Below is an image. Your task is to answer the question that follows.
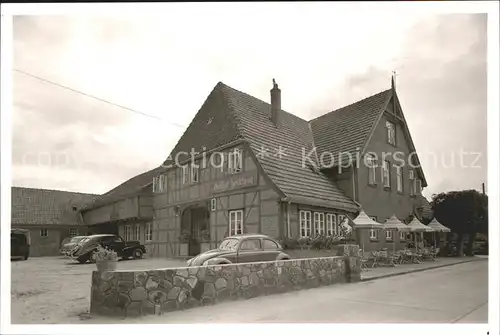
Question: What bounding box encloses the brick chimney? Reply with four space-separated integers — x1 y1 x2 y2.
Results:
270 78 281 126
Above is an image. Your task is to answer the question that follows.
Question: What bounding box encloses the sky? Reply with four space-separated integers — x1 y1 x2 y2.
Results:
11 6 488 199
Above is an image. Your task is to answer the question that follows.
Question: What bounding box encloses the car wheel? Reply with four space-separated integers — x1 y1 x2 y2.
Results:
89 250 96 263
77 256 88 264
133 249 143 259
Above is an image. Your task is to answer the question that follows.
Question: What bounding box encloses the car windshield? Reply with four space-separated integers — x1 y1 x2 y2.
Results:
218 238 239 251
70 236 85 243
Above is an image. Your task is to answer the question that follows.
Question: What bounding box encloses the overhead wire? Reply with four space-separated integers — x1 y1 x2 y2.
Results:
13 68 187 129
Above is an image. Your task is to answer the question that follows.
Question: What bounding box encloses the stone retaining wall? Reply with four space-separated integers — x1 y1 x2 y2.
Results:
90 244 360 318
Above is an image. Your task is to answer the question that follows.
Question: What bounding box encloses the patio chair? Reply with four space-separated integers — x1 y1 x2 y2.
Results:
391 250 404 265
420 248 431 261
413 250 423 263
369 251 380 268
429 247 439 261
360 250 370 271
400 249 411 264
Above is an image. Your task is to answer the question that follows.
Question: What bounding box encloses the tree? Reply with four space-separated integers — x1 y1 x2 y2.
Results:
431 189 488 256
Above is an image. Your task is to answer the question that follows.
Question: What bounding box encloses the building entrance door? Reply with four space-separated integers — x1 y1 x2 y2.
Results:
188 206 209 256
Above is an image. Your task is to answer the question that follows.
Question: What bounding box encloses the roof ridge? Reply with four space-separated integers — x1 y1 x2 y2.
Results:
162 82 227 166
11 186 98 196
308 88 392 123
218 82 309 124
218 82 247 140
358 89 394 155
103 165 165 195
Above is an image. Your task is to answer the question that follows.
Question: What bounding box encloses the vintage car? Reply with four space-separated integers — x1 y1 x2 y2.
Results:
11 228 30 261
68 234 146 264
60 236 88 256
187 234 291 267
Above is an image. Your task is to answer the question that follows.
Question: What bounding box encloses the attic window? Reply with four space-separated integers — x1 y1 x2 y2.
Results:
228 149 242 174
386 121 396 146
207 117 214 125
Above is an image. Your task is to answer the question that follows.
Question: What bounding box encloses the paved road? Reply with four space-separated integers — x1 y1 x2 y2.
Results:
93 260 488 324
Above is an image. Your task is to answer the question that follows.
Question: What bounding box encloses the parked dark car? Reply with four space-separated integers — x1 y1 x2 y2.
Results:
60 236 88 256
11 229 30 261
68 234 146 264
187 234 290 267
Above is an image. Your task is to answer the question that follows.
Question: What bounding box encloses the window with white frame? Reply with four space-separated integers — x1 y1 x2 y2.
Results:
369 229 377 240
409 170 415 195
399 231 405 240
326 213 337 236
152 176 158 193
153 174 165 193
146 222 153 241
40 228 48 237
386 121 396 145
191 163 199 184
338 214 347 236
313 212 325 236
210 198 217 212
382 161 390 188
135 225 141 241
69 228 78 237
215 152 228 172
124 225 132 241
385 230 393 240
396 165 403 192
367 154 377 185
229 210 244 236
299 210 312 237
182 165 189 184
228 149 243 174
159 174 166 192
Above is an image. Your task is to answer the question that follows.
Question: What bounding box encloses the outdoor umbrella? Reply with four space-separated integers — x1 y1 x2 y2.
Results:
383 214 411 255
350 210 385 254
428 218 451 247
407 217 434 252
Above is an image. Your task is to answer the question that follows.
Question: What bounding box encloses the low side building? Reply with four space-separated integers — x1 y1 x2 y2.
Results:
79 167 162 254
11 187 97 256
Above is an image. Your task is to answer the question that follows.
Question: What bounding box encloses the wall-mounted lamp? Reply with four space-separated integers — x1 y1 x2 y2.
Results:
174 206 181 216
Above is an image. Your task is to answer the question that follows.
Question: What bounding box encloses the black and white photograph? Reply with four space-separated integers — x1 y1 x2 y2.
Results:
1 2 499 334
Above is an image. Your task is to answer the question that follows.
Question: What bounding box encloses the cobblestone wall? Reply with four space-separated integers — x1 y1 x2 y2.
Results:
90 244 360 318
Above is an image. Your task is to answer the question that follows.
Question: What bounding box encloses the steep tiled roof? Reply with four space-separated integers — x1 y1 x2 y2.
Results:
99 80 426 214
310 89 392 166
81 166 164 210
160 82 359 212
11 187 97 226
220 84 359 212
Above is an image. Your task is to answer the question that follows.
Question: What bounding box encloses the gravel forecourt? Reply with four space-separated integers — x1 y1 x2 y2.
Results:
10 256 187 324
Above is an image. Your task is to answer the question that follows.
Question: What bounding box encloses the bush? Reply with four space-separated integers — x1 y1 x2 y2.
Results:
92 244 118 262
279 237 300 250
279 235 352 250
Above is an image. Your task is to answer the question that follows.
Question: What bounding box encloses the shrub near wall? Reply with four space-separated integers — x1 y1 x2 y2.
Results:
90 244 361 318
280 236 358 260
